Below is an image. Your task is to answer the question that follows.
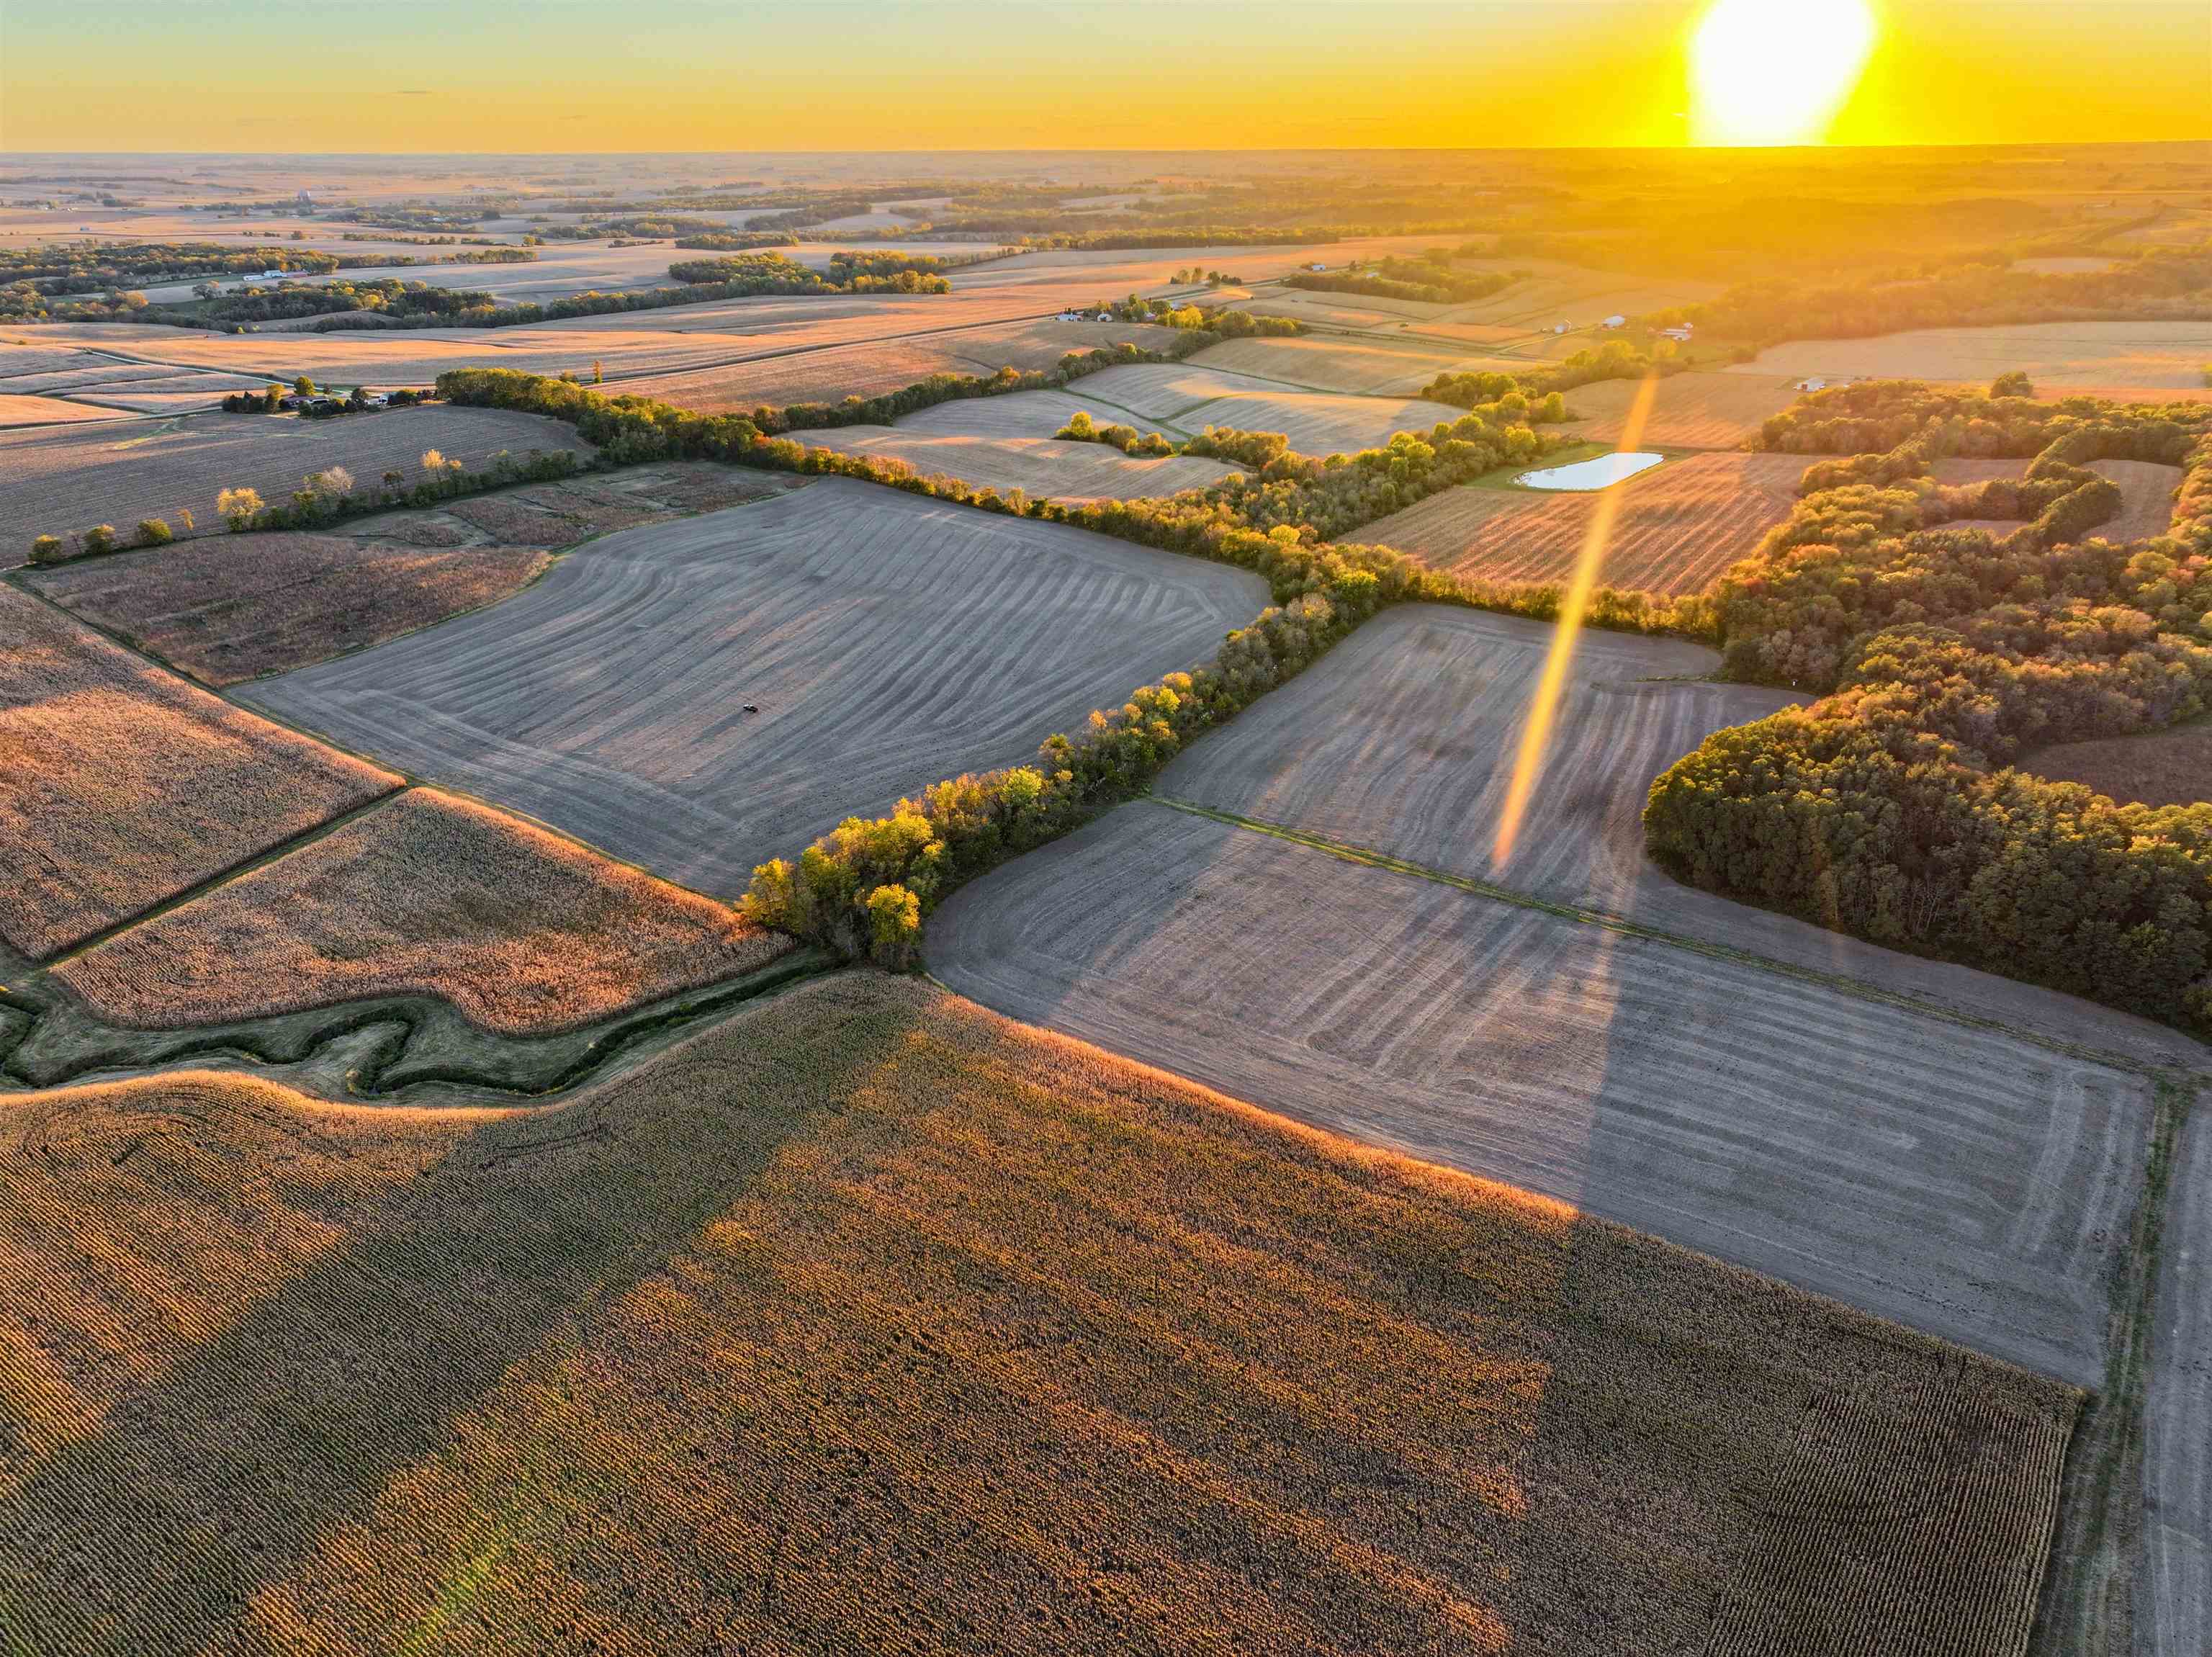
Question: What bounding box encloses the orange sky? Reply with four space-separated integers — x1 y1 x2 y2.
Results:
3 1 2206 153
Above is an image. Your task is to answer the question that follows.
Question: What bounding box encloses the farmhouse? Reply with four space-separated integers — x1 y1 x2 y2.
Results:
1660 325 1694 342
1602 314 1627 329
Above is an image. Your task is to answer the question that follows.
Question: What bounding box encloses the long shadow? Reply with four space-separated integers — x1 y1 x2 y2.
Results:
0 980 909 1656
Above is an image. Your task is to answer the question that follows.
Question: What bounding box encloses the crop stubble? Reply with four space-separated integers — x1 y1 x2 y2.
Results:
238 478 1267 896
0 972 2078 1656
0 585 396 958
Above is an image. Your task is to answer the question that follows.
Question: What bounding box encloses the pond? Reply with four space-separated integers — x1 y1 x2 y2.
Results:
1514 451 1665 491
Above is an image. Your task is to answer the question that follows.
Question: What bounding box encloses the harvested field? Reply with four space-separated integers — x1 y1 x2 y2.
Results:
2028 719 2212 807
930 802 2149 1385
1357 453 1805 593
1138 601 2206 1068
0 406 595 555
1725 321 2212 392
0 586 396 958
56 789 791 1035
0 394 127 427
239 478 1267 896
26 464 801 686
1931 457 2031 484
804 427 1235 501
61 372 268 415
0 972 2081 1656
1557 372 1803 449
2088 457 2184 540
1190 336 1501 396
895 387 1182 440
1068 362 1465 452
2143 1103 2211 1657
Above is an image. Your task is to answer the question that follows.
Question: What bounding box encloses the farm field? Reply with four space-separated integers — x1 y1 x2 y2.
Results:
804 426 1236 501
1190 334 1500 395
1066 362 1465 450
1556 372 1803 449
24 464 799 686
2143 1103 2211 1657
0 972 2081 1656
0 393 127 426
1724 320 2212 392
0 585 397 959
0 405 596 554
930 802 2150 1386
1357 453 1805 593
1136 605 2207 1069
56 789 792 1036
2028 719 2212 808
2087 457 2184 540
238 479 1267 896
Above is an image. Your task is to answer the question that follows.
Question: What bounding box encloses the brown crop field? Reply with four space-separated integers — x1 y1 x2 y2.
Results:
805 427 1236 501
57 789 791 1034
0 586 397 958
1357 452 1806 593
238 478 1267 897
2028 719 2212 808
0 406 596 555
928 801 2151 1386
0 972 2080 1656
25 464 801 686
1191 335 1503 395
0 394 128 426
1727 321 2212 392
1557 372 1804 449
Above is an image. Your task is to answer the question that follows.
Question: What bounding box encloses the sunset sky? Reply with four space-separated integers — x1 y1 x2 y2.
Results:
4 0 2206 153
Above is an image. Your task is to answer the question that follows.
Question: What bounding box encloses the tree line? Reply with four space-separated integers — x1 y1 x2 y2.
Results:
1645 378 2212 1032
1284 255 1519 307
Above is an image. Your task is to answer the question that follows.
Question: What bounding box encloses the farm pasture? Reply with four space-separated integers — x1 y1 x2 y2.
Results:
2144 1103 2211 1657
1357 453 1805 593
0 971 2080 1656
1142 604 2203 1070
0 586 397 958
1724 320 2212 392
57 789 791 1036
928 802 2149 1385
0 405 595 554
238 479 1267 897
27 464 802 686
1556 372 1802 449
1066 362 1466 451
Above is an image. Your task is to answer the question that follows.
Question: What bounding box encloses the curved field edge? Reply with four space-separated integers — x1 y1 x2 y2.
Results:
0 949 839 1105
0 971 2081 1656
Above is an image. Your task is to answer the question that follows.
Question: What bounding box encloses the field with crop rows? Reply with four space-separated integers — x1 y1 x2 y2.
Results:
0 394 127 426
2029 721 2212 808
239 478 1267 896
1557 372 1803 449
929 801 2149 1385
1190 335 1501 395
804 427 1236 501
2088 457 2185 540
1726 320 2212 392
1357 452 1804 593
0 405 596 554
1065 362 1465 450
57 788 791 1035
0 586 397 958
0 972 2081 1656
27 464 797 686
2143 1103 2211 1657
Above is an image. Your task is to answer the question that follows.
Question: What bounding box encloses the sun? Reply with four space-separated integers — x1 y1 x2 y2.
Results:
1691 0 1877 146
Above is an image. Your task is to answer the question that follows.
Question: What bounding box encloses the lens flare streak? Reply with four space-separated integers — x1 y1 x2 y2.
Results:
1491 372 1663 872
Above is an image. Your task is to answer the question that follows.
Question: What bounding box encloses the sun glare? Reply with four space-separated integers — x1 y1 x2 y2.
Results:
1691 0 1876 146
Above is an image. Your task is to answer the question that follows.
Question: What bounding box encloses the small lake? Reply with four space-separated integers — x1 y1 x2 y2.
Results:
1514 452 1665 491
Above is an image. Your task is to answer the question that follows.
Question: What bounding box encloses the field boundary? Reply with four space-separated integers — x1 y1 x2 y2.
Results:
1143 792 2211 1082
